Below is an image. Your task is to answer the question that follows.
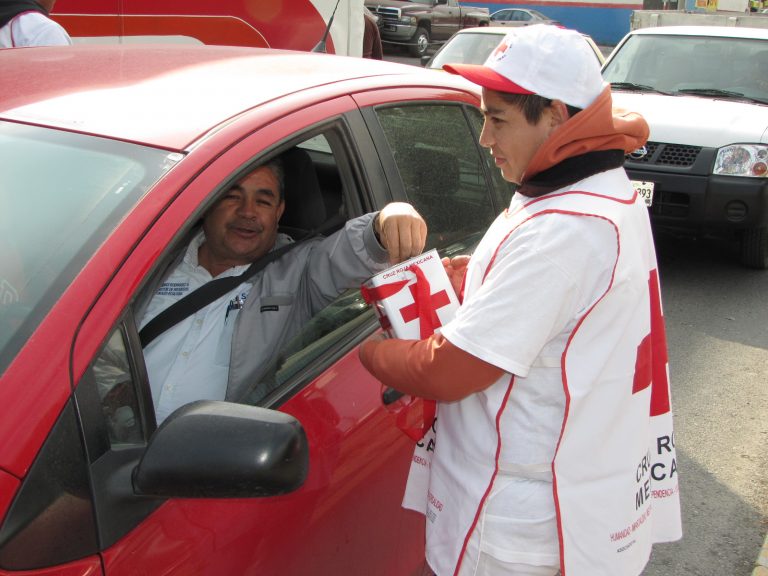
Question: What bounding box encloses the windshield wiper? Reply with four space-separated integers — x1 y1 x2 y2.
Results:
610 82 671 95
675 88 767 104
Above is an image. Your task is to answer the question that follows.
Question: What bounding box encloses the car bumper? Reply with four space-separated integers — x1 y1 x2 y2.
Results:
379 23 417 42
627 166 768 232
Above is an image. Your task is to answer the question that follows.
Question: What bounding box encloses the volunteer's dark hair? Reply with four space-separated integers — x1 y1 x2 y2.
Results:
499 93 582 124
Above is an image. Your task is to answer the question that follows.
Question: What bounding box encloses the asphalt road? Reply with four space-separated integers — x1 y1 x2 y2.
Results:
383 48 767 574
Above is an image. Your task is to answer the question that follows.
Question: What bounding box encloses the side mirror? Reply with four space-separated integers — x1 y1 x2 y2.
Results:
133 401 309 498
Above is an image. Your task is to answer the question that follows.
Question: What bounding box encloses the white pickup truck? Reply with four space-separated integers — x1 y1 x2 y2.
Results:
602 26 768 268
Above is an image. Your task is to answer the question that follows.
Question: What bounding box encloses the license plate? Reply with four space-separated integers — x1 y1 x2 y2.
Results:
632 180 655 207
384 24 396 32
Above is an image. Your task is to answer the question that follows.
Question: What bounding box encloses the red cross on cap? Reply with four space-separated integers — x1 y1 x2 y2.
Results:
492 38 511 59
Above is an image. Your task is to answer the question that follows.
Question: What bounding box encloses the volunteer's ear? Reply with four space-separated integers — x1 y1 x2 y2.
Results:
549 99 571 127
375 203 428 264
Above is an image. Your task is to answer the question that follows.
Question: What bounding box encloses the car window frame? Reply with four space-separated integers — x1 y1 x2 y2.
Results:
63 103 381 551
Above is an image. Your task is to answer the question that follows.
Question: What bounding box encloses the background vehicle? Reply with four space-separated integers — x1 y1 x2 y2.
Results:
0 44 513 575
630 4 768 32
423 26 604 69
51 0 365 55
365 0 490 57
602 26 768 268
488 8 562 27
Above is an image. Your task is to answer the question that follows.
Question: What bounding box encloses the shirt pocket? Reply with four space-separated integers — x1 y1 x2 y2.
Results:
258 294 293 313
214 310 239 366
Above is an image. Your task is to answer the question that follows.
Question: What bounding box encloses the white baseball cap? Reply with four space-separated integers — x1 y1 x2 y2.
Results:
443 24 607 110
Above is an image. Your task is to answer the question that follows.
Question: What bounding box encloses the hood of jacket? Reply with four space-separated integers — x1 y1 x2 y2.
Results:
518 86 649 198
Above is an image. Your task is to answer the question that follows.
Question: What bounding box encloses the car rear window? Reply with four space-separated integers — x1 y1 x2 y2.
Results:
0 122 180 375
428 32 506 69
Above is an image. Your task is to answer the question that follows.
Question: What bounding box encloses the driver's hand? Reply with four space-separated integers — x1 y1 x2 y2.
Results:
375 202 427 264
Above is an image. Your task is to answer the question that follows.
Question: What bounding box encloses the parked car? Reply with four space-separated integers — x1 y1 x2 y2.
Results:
423 26 605 69
488 8 562 28
365 0 490 57
602 26 768 268
0 45 513 575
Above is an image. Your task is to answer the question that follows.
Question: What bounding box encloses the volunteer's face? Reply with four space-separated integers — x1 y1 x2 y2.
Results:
478 88 555 184
199 166 285 276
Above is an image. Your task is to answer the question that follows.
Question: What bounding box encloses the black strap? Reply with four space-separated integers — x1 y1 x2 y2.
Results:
139 240 298 348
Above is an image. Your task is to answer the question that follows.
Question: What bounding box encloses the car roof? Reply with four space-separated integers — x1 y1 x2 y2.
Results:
453 26 512 35
626 25 768 40
0 44 447 150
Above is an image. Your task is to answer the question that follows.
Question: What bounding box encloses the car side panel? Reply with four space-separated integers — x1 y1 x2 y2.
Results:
100 350 424 576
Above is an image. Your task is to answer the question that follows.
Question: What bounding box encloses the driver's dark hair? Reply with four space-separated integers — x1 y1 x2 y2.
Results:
262 157 285 201
498 92 582 124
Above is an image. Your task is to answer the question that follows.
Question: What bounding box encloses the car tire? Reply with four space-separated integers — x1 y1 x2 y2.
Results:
409 27 430 57
739 226 768 269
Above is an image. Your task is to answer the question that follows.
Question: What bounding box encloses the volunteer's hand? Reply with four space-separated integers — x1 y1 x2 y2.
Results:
359 332 386 370
375 203 427 264
442 255 470 299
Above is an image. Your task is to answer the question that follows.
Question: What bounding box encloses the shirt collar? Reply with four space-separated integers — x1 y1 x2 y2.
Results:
184 230 251 279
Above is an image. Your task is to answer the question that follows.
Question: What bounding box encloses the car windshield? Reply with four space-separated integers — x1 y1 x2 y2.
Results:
602 34 768 102
428 32 505 69
0 122 181 375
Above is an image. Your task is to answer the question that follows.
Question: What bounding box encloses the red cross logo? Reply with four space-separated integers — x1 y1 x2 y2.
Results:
492 39 510 59
632 269 670 416
399 284 451 328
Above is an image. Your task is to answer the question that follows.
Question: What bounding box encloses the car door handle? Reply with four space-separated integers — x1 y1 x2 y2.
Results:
382 387 404 405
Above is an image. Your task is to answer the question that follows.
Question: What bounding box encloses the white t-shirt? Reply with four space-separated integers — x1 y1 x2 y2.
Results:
0 11 71 48
140 232 252 424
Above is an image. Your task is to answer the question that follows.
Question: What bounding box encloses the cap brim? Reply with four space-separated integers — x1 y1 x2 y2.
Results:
443 63 534 95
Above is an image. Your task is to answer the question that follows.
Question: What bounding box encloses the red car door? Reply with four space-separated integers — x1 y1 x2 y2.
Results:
63 100 427 576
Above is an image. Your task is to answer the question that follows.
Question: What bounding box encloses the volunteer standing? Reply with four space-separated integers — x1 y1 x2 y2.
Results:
359 24 682 576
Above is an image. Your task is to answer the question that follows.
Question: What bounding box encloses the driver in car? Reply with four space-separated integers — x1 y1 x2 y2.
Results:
137 155 427 423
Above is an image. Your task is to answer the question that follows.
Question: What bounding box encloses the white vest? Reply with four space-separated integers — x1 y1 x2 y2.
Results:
408 169 682 576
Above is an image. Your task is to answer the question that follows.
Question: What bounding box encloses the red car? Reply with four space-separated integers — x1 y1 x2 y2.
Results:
0 45 512 575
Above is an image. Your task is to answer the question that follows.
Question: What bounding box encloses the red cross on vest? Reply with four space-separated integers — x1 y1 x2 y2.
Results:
632 269 670 417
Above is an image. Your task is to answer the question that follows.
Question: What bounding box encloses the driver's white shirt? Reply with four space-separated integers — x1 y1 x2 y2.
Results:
141 232 252 424
0 12 72 48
